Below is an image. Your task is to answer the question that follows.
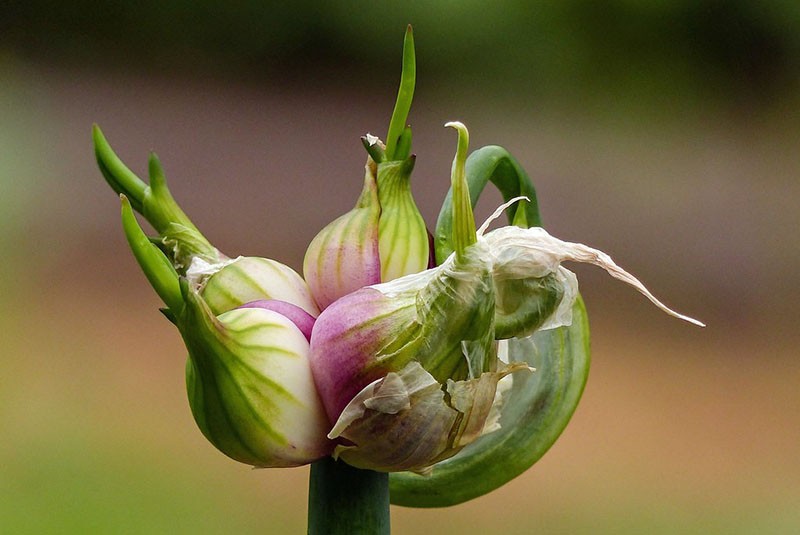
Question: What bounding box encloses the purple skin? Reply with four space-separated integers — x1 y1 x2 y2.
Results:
238 300 316 342
309 288 401 423
427 230 437 269
307 241 381 310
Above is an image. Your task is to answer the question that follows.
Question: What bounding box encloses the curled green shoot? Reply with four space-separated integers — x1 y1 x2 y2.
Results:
446 121 476 261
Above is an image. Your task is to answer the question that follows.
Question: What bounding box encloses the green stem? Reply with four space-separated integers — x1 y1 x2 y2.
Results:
308 457 390 534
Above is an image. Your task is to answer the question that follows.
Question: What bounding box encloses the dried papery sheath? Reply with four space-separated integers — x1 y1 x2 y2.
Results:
329 361 528 473
482 224 705 328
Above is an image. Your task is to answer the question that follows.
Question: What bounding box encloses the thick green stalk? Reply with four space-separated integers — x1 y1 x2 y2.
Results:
308 458 390 534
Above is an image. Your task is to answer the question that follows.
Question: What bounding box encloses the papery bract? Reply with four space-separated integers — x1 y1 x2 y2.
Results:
482 222 704 328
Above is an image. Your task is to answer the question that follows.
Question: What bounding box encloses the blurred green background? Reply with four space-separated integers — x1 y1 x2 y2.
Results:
2 2 799 533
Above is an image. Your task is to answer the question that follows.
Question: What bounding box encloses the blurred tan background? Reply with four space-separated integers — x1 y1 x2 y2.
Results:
1 2 799 533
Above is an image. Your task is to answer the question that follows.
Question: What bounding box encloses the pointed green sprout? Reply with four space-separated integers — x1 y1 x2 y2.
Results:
384 25 416 162
97 126 321 320
372 34 428 280
94 125 148 212
120 194 183 313
94 125 219 269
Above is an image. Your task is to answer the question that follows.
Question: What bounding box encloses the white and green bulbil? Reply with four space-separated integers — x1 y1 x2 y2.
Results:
95 26 702 529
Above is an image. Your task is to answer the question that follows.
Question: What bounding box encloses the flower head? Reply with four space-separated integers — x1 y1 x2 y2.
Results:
94 27 703 505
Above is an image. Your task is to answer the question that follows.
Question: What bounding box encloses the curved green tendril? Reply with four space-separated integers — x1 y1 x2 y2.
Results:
390 298 590 507
445 121 476 260
434 145 543 264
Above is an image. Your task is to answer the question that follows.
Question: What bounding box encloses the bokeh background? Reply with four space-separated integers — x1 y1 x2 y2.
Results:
2 2 799 533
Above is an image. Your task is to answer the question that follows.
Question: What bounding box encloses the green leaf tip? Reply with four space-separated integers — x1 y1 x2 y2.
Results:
120 194 183 313
446 121 477 259
385 25 416 161
143 151 181 230
94 125 148 211
148 152 164 182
